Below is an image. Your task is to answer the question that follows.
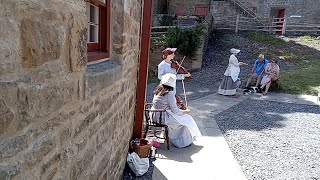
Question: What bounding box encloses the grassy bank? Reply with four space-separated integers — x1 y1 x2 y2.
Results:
280 60 320 95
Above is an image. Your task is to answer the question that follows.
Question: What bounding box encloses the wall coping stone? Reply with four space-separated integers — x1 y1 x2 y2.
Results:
85 59 122 96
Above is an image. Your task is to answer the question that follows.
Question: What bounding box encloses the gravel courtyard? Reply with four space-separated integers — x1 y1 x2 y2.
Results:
215 99 320 180
144 30 320 180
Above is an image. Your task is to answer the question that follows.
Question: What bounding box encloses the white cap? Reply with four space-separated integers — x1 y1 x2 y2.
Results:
160 73 176 88
230 48 241 54
258 54 264 59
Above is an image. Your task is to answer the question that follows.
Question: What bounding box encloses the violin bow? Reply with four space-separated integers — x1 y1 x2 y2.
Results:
181 79 188 108
178 56 188 108
176 56 186 74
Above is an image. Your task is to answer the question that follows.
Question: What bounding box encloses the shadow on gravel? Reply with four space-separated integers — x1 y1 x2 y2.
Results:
214 98 320 132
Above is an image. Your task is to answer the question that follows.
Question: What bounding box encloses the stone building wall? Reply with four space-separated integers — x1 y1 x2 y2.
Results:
210 1 239 28
257 0 320 24
168 0 210 15
209 0 320 28
0 0 142 179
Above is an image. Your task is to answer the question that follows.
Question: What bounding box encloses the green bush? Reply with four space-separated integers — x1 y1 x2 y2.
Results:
165 25 205 57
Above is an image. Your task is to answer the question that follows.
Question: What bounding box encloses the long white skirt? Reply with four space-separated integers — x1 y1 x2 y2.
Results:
165 111 202 148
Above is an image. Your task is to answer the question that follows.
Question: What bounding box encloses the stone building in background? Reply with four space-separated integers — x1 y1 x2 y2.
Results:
155 0 320 27
0 0 143 179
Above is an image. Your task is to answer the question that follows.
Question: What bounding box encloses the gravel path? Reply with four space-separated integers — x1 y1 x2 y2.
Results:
215 99 320 180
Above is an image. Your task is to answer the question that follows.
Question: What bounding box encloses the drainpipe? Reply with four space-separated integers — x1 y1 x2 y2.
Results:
134 0 154 138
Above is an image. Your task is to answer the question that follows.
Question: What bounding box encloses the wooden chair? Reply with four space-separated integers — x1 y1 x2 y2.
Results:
144 103 170 150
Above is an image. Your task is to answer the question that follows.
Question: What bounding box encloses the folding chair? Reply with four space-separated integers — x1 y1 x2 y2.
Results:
144 103 170 150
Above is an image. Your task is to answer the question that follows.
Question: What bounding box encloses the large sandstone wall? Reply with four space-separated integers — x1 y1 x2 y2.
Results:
0 0 142 179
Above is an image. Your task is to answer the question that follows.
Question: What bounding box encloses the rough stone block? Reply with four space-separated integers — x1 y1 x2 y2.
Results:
0 164 20 180
0 18 21 77
27 60 69 83
70 148 95 180
98 97 112 116
94 149 111 178
79 101 94 114
74 111 98 137
69 14 87 72
41 152 60 179
17 79 75 129
21 19 63 68
0 135 28 158
0 99 14 136
41 110 75 132
60 126 72 145
60 144 78 170
25 133 56 166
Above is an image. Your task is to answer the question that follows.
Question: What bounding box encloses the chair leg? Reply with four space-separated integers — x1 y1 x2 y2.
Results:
165 126 170 150
143 125 149 138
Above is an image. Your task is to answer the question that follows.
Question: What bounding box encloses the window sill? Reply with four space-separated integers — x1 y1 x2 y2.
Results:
85 59 122 96
87 52 109 62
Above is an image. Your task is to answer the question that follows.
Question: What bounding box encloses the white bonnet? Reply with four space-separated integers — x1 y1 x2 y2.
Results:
160 73 176 88
230 48 241 54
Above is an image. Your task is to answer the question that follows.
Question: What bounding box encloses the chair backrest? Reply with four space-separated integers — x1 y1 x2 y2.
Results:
144 103 166 126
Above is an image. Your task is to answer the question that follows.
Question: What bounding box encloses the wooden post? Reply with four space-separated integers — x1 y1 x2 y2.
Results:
235 14 239 33
134 0 154 138
282 16 287 35
269 16 274 34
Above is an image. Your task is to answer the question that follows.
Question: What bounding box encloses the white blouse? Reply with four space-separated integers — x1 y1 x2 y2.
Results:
224 54 240 82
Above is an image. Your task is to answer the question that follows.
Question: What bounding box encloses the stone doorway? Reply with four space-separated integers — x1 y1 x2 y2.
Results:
270 7 287 34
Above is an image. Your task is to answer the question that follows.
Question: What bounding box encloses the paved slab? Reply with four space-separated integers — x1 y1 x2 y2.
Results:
152 91 319 180
152 94 248 180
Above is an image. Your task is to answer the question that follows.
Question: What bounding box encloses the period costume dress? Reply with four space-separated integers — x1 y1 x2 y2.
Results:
151 91 201 148
218 50 241 95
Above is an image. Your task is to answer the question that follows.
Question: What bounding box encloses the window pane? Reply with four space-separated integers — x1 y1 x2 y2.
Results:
89 25 99 43
89 4 99 24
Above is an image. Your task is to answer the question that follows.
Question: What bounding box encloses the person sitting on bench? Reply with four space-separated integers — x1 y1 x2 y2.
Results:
245 54 269 88
260 57 280 95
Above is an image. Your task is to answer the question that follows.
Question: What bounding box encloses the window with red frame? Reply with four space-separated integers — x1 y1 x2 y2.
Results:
86 0 110 62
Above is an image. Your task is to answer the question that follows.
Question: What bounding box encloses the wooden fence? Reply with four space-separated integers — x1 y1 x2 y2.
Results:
219 15 320 35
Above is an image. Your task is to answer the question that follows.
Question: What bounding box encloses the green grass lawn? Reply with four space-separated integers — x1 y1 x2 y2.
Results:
245 32 286 44
280 60 320 95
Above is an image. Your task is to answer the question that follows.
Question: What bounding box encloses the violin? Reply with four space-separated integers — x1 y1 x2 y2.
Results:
170 56 191 77
175 95 187 110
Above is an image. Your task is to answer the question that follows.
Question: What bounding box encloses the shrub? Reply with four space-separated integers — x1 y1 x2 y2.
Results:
165 25 205 57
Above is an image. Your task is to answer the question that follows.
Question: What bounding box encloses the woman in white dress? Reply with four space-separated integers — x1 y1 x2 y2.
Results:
260 58 280 95
218 48 247 97
151 73 201 148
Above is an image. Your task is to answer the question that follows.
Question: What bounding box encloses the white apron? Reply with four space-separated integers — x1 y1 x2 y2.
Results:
224 54 240 82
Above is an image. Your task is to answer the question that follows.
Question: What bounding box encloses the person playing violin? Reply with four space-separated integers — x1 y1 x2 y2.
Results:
158 48 191 81
157 48 191 110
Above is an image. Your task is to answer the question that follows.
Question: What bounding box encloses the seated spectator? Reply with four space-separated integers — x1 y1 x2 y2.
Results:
245 54 269 88
260 58 280 95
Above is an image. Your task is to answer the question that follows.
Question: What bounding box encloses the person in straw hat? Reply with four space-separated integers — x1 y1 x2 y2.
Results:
158 47 191 82
151 73 201 148
218 48 247 97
